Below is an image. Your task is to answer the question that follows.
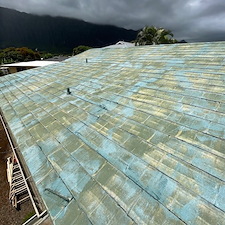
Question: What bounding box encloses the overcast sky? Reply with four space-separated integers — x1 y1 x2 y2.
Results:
0 0 225 42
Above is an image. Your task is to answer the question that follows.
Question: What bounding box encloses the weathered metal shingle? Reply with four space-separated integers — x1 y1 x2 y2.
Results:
1 42 225 224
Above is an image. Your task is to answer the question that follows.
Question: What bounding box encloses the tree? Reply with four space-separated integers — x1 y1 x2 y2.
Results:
135 26 177 46
42 53 53 59
0 47 41 64
73 46 92 56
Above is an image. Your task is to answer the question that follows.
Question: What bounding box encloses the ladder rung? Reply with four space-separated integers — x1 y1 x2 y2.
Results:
16 189 27 196
12 180 25 187
17 195 30 204
15 186 27 195
13 171 21 175
11 179 23 187
12 174 23 180
11 185 26 194
13 164 19 169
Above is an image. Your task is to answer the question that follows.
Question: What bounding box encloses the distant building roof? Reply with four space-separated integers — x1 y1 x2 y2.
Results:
103 41 135 49
2 60 58 67
1 42 225 224
44 56 70 62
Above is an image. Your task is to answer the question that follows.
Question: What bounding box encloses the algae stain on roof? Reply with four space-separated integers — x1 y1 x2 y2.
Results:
1 42 225 224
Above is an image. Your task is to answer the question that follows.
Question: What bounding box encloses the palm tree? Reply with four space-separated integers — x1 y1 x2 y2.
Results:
135 26 177 46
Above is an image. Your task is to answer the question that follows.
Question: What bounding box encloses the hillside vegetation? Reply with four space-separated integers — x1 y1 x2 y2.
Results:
0 7 137 54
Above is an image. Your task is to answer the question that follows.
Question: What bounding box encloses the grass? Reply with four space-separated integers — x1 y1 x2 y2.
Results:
22 211 35 223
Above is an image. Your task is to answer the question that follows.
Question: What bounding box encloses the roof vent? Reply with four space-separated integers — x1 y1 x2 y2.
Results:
67 88 71 95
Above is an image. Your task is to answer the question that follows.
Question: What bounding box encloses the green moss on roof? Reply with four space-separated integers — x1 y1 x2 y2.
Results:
1 42 225 224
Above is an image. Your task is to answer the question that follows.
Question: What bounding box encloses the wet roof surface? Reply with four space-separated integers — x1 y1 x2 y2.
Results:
1 42 225 224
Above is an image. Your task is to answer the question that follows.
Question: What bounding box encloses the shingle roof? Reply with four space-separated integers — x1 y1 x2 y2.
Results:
1 42 225 224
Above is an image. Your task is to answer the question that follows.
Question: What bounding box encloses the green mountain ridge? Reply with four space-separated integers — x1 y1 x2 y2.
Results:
0 7 137 53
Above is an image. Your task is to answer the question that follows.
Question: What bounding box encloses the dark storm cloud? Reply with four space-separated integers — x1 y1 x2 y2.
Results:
0 0 225 42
